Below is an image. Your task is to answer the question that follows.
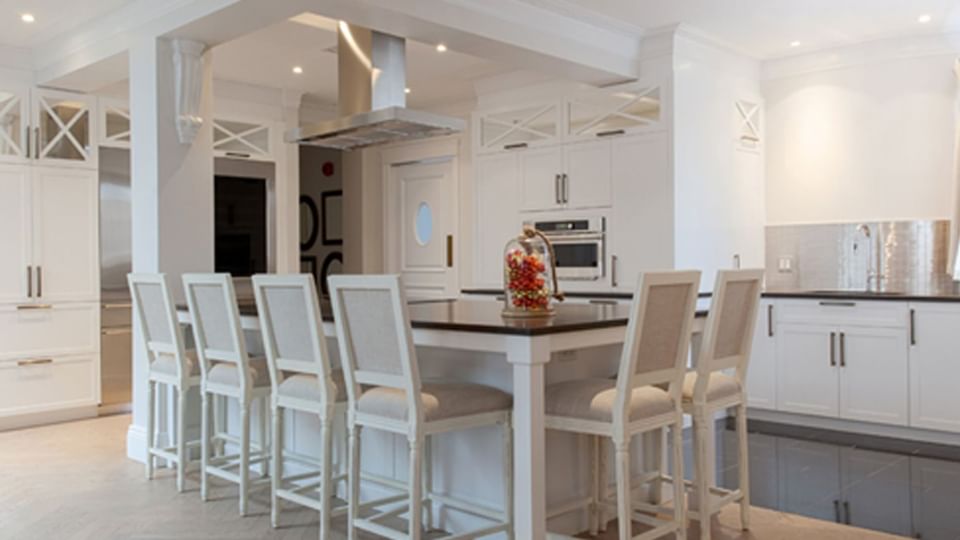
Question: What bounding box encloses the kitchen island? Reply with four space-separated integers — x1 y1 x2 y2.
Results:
175 298 707 539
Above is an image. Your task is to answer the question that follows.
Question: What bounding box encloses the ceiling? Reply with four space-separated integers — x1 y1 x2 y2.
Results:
537 0 960 59
0 0 133 48
211 14 510 109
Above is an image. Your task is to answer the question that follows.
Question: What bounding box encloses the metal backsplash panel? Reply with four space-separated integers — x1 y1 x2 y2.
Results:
765 220 952 293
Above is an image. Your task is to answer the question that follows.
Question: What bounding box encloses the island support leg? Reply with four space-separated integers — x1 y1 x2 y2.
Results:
507 336 551 540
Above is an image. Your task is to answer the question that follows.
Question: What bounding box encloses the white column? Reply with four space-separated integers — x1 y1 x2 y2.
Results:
274 89 302 273
127 35 214 461
507 335 551 540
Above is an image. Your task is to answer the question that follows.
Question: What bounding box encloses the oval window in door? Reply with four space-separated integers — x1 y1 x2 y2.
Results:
415 202 433 246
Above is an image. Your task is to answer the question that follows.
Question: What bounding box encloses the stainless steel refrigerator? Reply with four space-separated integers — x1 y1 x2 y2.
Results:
99 147 132 413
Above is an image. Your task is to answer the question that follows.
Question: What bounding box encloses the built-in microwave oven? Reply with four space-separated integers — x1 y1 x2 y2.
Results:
524 217 605 281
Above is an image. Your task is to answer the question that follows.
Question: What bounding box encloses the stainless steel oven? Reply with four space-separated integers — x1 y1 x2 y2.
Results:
525 217 605 281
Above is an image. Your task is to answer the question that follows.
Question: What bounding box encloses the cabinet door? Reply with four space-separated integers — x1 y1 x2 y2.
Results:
33 88 97 169
563 139 611 209
566 83 662 140
519 146 562 212
477 102 560 153
777 439 841 522
909 303 960 432
838 326 908 425
0 87 29 163
213 117 272 161
910 456 960 540
0 165 31 303
0 353 98 417
31 167 99 302
99 97 130 149
746 300 776 409
840 447 912 536
609 133 672 291
776 323 839 417
475 153 521 288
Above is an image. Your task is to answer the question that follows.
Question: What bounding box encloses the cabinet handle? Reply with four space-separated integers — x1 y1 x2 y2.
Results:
224 151 251 159
554 174 562 204
819 301 856 307
596 129 625 138
829 332 836 366
17 304 52 310
36 266 42 298
26 265 32 298
33 126 39 159
503 142 528 150
833 500 841 523
562 173 569 203
24 126 30 159
611 254 618 287
446 235 453 268
843 501 851 525
909 308 916 346
839 332 846 367
17 358 53 367
767 304 773 337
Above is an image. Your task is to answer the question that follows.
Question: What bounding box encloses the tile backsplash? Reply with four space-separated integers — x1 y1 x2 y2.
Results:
765 220 953 293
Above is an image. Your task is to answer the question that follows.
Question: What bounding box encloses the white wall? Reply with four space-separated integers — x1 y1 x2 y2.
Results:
764 39 957 225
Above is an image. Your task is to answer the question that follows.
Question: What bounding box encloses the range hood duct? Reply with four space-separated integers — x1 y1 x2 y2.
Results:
286 23 464 150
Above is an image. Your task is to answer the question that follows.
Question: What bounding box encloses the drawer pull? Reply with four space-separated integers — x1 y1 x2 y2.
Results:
503 142 528 150
596 129 625 138
819 301 856 307
224 151 251 159
17 304 52 310
101 328 132 336
17 358 53 367
102 303 132 310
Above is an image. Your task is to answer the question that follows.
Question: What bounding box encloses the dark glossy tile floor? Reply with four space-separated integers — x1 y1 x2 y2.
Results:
699 419 960 540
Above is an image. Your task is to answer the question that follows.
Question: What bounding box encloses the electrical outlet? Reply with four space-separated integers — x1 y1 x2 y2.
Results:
778 256 794 273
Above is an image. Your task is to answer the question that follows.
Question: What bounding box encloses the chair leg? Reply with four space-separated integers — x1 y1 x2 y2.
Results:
145 380 155 480
200 391 210 502
408 436 423 540
737 404 750 531
239 400 251 517
672 420 687 540
271 405 283 528
598 437 609 533
347 423 360 540
319 418 333 540
692 410 711 540
651 427 666 504
176 386 187 493
423 434 433 531
503 419 514 539
614 438 632 540
213 394 225 456
259 397 269 477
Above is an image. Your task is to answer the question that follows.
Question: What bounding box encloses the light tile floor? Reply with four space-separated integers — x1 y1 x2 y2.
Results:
0 414 905 539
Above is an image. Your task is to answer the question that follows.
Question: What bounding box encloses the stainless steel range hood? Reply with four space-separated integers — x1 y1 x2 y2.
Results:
286 23 464 150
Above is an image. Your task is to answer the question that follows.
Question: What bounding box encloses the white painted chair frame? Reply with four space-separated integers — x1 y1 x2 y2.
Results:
545 270 701 540
128 273 201 493
182 273 271 516
683 269 763 540
252 274 350 538
329 275 513 540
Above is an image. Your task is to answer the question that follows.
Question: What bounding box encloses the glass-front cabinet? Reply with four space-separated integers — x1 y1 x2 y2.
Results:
477 102 561 153
566 83 661 140
99 98 131 149
0 87 29 163
213 117 273 161
33 88 97 168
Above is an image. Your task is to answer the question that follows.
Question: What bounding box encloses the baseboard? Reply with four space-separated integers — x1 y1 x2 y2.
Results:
747 408 960 446
0 405 98 432
127 423 147 463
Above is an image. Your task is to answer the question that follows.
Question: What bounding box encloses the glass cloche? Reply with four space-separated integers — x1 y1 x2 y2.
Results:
502 226 564 317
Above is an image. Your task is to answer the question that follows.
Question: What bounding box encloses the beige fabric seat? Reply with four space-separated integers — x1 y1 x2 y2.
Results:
207 356 271 387
150 350 200 377
357 382 511 422
278 371 348 403
682 371 740 402
546 378 674 422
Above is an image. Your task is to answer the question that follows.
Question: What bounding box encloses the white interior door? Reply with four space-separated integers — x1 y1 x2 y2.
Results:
387 158 457 298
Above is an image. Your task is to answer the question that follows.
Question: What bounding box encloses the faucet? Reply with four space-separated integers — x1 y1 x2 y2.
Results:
856 224 883 292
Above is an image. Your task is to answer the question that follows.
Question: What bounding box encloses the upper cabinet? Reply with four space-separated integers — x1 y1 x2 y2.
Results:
566 83 662 141
99 98 130 149
0 87 97 169
213 117 275 161
476 102 561 153
0 87 29 163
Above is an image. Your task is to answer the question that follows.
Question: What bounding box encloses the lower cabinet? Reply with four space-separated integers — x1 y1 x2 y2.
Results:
908 303 960 432
0 353 98 417
910 456 960 539
776 323 839 417
745 299 776 409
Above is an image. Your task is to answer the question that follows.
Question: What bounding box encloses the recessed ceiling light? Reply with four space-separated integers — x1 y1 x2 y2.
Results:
917 14 932 23
435 43 447 53
20 13 35 23
789 40 801 48
292 66 303 74
405 87 411 94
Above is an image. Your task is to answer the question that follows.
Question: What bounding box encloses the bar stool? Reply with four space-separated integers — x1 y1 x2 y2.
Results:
682 269 763 540
182 273 271 516
128 273 201 493
545 270 700 540
252 274 348 538
329 274 514 540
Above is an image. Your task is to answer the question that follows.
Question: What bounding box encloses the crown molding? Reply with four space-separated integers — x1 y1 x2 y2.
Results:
514 0 645 39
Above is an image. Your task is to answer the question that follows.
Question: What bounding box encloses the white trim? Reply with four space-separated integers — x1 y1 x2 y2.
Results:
748 408 960 447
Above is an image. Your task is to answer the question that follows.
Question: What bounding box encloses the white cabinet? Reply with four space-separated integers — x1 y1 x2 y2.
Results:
476 102 561 153
565 83 662 140
519 146 562 212
32 88 97 169
213 117 274 161
776 323 839 417
0 165 31 303
563 139 611 209
608 133 672 290
0 353 98 419
0 86 30 163
474 153 522 288
837 325 908 425
99 97 130 149
908 303 960 432
746 299 776 409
